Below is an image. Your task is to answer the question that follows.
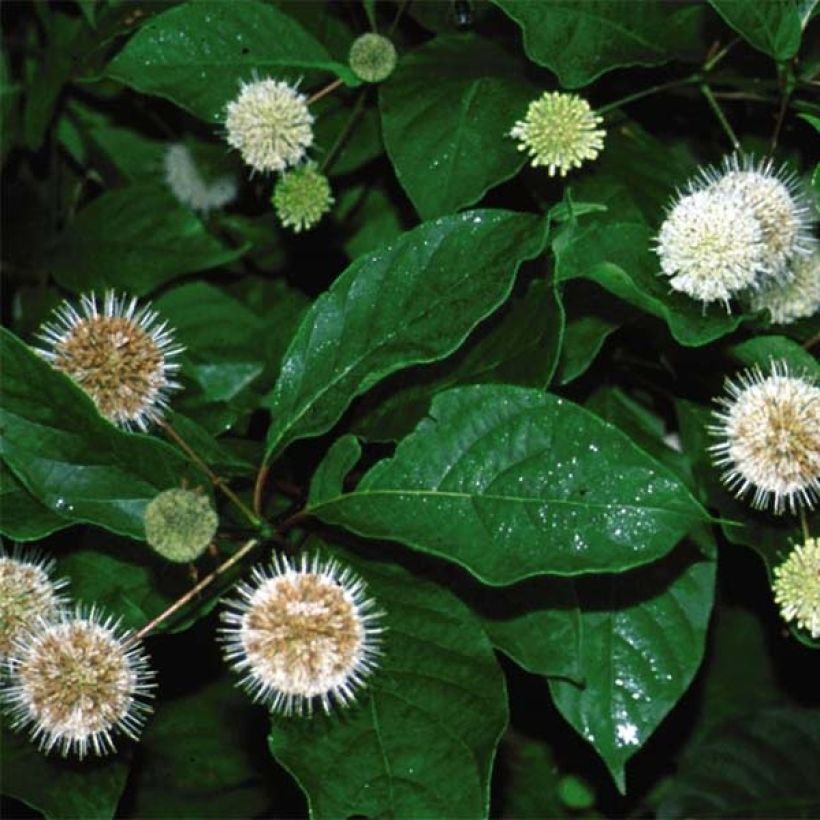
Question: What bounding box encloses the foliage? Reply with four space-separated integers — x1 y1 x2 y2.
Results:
1 1 818 818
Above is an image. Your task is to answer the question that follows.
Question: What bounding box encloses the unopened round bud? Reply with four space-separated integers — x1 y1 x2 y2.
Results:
144 489 218 563
348 33 397 83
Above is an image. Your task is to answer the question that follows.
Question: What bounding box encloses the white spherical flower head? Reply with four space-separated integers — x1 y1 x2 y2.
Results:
704 154 815 282
773 538 820 639
0 548 69 659
1 607 155 758
36 291 184 431
220 553 384 716
225 78 314 174
656 187 766 310
510 91 605 177
709 361 820 514
163 143 237 212
749 247 820 325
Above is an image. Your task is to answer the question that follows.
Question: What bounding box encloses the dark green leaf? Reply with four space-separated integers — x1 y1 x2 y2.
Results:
657 707 820 817
497 732 567 819
727 334 820 375
709 0 805 60
492 0 705 87
130 678 278 818
107 0 355 123
335 180 407 260
309 385 707 584
269 545 508 818
353 280 564 442
262 210 549 461
0 723 130 820
0 460 70 542
380 34 534 218
550 547 715 792
46 184 246 296
0 328 203 540
555 314 619 385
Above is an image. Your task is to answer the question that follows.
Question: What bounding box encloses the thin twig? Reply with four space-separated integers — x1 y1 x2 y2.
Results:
700 82 740 151
597 74 701 116
800 509 811 542
253 463 270 517
130 537 259 642
388 0 411 35
768 65 793 156
320 88 369 174
307 78 343 106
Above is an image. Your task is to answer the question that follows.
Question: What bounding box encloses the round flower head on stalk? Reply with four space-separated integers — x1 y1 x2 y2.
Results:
656 187 767 310
0 606 155 758
219 552 384 716
225 78 314 174
709 361 820 514
0 547 69 659
773 537 820 639
36 292 183 431
272 161 334 233
509 91 605 177
163 143 237 212
348 33 397 83
144 488 219 563
748 247 820 325
699 153 816 283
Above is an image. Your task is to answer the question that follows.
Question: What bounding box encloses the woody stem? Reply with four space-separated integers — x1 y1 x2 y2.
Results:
307 78 343 106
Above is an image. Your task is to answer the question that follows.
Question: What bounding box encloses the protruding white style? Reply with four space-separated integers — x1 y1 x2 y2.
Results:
773 537 820 639
1 606 155 758
163 143 237 212
220 552 384 716
36 291 184 431
225 78 314 174
749 248 820 325
709 361 820 514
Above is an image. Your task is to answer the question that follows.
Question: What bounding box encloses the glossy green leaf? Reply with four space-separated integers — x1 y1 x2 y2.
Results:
657 707 820 817
0 723 130 820
269 545 508 818
727 334 820 375
0 328 203 540
0 460 70 542
379 34 534 219
262 210 549 461
709 0 805 60
550 547 715 792
46 184 245 296
335 180 407 260
107 1 355 123
353 280 564 442
492 0 705 87
308 385 707 584
131 679 277 818
556 314 619 385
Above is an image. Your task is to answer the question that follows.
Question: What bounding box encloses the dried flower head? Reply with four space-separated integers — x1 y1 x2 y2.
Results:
144 487 219 563
773 537 820 639
36 291 183 431
220 553 384 716
749 247 820 325
225 78 314 174
163 143 237 212
700 154 815 282
510 91 605 177
656 187 766 310
709 361 820 514
1 606 155 758
271 161 334 233
0 547 69 659
348 33 397 83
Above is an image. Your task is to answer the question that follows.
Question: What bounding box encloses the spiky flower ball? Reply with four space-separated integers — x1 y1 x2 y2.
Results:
1 607 155 758
144 488 218 563
0 548 68 659
773 538 820 638
510 91 605 177
272 162 334 233
36 292 183 431
220 553 384 716
749 248 820 325
656 187 766 310
348 33 397 83
163 143 237 212
704 154 815 281
225 78 313 174
709 361 820 514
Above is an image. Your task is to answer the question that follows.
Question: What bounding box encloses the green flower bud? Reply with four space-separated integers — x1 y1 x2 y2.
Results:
144 488 218 563
272 162 334 233
348 33 397 83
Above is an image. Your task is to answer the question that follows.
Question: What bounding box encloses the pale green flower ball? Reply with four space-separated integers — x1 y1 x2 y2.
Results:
272 162 334 233
348 33 397 83
144 488 218 563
